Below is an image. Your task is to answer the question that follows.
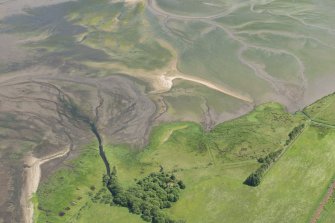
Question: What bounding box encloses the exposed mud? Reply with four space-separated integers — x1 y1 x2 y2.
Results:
0 70 155 222
147 0 309 108
19 79 111 223
0 0 72 20
86 55 253 103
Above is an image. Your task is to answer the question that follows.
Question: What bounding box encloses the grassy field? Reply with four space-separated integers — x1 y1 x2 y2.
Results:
35 142 106 222
35 142 146 223
76 204 143 223
167 126 335 223
36 99 335 223
318 194 335 223
304 93 335 125
210 102 304 161
251 125 335 223
305 93 335 223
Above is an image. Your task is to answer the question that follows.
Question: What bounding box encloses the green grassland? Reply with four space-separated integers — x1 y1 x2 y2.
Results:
304 93 335 125
35 94 335 223
35 142 108 222
168 125 335 223
209 102 303 161
318 193 335 223
252 125 335 223
305 92 335 223
76 204 143 223
35 142 145 223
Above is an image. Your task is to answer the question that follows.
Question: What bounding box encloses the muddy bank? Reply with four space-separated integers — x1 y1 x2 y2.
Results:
0 71 155 222
21 148 70 223
90 123 110 175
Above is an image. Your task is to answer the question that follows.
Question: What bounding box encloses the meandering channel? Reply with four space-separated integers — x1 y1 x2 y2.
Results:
89 122 111 176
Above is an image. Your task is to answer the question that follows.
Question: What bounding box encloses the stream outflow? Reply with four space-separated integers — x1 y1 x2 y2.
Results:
89 122 111 176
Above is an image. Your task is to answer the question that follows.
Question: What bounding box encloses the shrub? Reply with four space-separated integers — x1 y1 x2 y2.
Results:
285 124 305 145
104 167 185 222
244 149 283 187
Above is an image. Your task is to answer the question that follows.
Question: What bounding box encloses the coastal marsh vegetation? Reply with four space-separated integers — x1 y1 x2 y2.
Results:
304 93 335 125
35 93 335 222
35 142 107 222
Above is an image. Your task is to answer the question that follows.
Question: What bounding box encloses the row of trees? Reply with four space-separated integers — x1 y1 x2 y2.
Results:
285 124 305 145
104 167 185 223
244 149 283 186
245 124 305 187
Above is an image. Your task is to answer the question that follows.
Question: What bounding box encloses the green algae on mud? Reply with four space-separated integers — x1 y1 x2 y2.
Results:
62 0 173 70
5 0 335 112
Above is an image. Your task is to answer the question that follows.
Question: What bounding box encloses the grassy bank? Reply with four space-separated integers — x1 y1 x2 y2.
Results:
35 94 335 223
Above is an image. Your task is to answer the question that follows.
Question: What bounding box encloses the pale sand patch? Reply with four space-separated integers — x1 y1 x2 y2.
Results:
85 59 252 103
82 35 253 103
91 61 252 102
152 74 253 102
21 147 70 223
